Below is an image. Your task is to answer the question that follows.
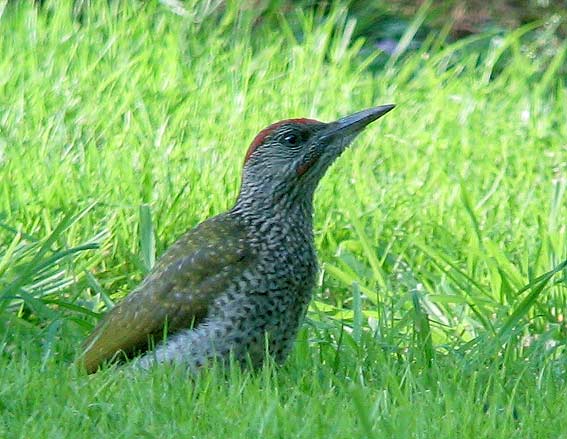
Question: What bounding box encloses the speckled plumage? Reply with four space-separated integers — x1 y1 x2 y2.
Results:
80 105 395 373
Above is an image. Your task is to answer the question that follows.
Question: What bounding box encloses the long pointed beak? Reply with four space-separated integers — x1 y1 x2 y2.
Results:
296 104 395 177
322 104 395 139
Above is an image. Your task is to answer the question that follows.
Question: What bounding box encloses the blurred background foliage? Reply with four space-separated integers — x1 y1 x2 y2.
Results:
9 0 567 38
7 0 566 72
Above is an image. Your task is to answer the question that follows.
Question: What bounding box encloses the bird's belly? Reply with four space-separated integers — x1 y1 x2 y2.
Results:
218 278 314 366
246 289 311 365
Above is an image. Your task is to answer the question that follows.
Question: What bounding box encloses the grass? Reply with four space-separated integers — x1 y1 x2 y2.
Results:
1 1 566 437
3 330 567 438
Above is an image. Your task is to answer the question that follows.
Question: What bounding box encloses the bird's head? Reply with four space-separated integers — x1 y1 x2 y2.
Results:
237 105 395 206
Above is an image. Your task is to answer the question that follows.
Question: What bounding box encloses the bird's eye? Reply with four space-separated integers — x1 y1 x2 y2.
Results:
284 133 299 147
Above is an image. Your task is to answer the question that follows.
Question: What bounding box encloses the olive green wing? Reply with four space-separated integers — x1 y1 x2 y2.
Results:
79 215 253 373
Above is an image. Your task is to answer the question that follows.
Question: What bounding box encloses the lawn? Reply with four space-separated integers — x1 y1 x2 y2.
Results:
0 1 566 437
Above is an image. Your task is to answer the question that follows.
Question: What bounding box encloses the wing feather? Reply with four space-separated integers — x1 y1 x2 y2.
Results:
79 215 253 373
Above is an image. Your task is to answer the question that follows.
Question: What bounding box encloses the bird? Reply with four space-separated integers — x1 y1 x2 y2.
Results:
79 104 395 374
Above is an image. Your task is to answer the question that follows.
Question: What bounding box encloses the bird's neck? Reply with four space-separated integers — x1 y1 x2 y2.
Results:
231 180 315 232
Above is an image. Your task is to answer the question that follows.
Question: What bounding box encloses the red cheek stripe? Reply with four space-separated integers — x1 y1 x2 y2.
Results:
296 158 317 176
